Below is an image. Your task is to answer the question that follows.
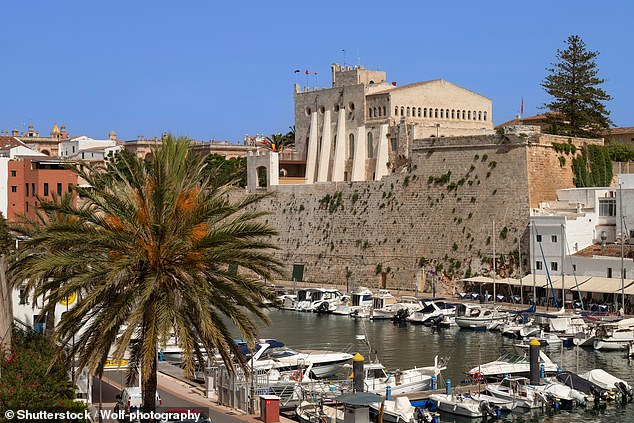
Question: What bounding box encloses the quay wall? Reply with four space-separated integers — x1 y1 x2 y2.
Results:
243 134 602 292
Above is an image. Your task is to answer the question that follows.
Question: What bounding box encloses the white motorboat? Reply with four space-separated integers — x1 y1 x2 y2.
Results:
243 339 353 378
346 356 446 395
372 295 421 321
333 286 373 315
593 320 634 351
295 288 321 312
486 377 548 409
351 289 395 318
429 393 498 418
369 397 420 423
579 369 633 398
501 315 534 338
310 288 345 313
406 300 456 325
296 400 342 423
280 294 297 310
455 304 510 330
467 346 559 380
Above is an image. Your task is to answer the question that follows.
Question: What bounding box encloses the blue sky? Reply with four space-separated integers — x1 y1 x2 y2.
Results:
1 1 631 142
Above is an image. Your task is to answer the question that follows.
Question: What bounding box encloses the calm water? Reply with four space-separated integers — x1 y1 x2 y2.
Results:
254 309 634 422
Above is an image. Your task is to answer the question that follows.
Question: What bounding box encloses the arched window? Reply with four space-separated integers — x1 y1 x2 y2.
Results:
374 107 378 117
383 106 386 116
395 106 398 115
451 110 455 119
483 111 487 121
401 107 404 116
418 107 421 117
462 110 466 120
367 132 374 158
478 111 482 120
424 108 427 118
406 107 410 117
435 109 438 118
473 111 477 120
368 108 372 118
440 109 444 119
348 133 355 159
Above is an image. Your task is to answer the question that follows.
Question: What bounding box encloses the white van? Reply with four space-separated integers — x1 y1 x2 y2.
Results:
114 387 162 421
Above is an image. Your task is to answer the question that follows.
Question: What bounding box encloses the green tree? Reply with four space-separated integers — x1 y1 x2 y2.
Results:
9 135 283 421
203 154 247 188
542 35 612 137
0 328 86 421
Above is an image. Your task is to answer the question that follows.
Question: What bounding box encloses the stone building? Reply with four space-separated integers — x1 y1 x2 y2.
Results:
294 64 494 183
0 124 72 156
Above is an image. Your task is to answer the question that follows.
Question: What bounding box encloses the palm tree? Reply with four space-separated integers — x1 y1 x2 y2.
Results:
264 131 295 153
9 135 283 420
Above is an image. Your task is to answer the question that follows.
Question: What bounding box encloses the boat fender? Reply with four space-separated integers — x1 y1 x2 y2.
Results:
471 372 483 384
317 302 329 313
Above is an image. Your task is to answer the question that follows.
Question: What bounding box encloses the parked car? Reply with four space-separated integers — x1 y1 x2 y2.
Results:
159 408 212 423
114 387 162 422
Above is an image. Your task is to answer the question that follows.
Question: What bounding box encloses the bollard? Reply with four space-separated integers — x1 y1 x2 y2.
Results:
446 378 451 395
352 352 365 392
386 385 392 400
529 338 541 385
431 375 437 390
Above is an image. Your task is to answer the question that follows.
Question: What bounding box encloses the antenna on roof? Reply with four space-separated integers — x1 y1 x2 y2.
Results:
342 49 346 67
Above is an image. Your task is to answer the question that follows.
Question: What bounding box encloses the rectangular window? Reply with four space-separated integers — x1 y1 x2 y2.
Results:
25 184 29 197
43 183 49 196
11 186 16 193
572 264 577 272
25 202 28 212
57 183 62 196
31 183 35 196
10 170 16 177
536 261 543 270
608 267 613 278
536 234 542 242
68 183 73 193
19 288 27 305
599 198 617 217
551 235 558 243
551 262 558 271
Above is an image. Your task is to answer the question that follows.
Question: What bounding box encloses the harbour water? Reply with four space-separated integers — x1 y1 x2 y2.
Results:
255 308 634 422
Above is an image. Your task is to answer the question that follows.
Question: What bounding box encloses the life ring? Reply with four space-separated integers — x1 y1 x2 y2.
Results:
472 372 483 384
293 370 303 382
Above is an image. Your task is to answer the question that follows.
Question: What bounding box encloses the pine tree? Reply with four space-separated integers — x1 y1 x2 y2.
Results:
542 35 612 138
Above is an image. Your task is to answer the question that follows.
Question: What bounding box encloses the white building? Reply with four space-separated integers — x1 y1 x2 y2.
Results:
59 136 118 160
530 178 634 308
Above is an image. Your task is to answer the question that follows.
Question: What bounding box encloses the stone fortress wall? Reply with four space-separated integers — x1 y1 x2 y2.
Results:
246 132 604 292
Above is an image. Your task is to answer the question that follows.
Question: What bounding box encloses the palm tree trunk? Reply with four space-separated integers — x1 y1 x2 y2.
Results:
0 256 12 347
44 301 56 340
141 346 158 423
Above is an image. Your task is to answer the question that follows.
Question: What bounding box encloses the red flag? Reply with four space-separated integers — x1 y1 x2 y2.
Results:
521 97 524 115
294 69 300 73
305 70 309 74
391 81 397 86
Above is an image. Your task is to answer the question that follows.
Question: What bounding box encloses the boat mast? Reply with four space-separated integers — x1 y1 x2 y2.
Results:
493 220 496 304
620 181 625 315
561 223 565 310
